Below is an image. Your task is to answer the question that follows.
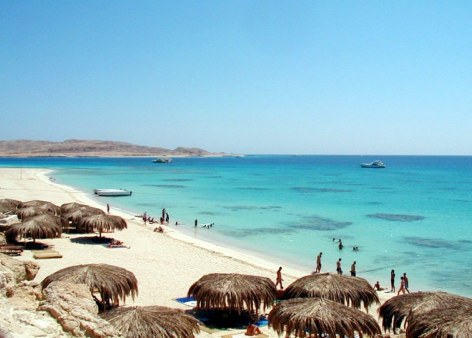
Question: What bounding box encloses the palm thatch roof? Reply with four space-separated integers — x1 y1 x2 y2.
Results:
405 304 472 338
16 206 50 220
187 273 277 314
77 214 127 237
63 206 105 226
378 291 472 333
283 273 379 311
101 305 201 338
5 215 63 243
18 200 61 216
41 264 138 305
268 297 381 338
0 198 21 214
60 202 88 214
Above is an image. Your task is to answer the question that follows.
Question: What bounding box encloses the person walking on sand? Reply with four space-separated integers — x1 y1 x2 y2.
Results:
403 273 410 293
350 261 356 277
275 267 284 289
336 258 343 275
397 276 406 295
106 204 110 214
390 269 396 293
315 252 322 273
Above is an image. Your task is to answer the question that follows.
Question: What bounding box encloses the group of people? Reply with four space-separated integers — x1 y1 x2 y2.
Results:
391 269 411 295
143 208 170 225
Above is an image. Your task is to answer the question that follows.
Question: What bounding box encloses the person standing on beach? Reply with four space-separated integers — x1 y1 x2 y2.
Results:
390 270 396 292
106 204 110 214
275 267 284 289
194 219 198 227
350 261 356 276
315 252 322 273
397 276 406 295
403 273 410 293
336 258 342 275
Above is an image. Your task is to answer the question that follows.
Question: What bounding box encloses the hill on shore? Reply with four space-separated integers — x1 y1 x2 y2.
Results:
0 139 224 157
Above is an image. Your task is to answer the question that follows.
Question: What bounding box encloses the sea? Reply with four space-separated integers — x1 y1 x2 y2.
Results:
1 155 471 297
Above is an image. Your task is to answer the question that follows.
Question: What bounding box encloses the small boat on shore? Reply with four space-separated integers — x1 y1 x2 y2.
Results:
152 158 172 163
94 189 132 196
360 160 386 168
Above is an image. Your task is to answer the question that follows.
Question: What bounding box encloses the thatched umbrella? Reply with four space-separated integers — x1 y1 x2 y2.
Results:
405 304 472 338
63 206 105 226
101 305 202 338
188 273 277 314
378 291 472 333
16 206 50 220
268 297 381 338
77 214 126 237
283 273 379 311
41 264 138 306
0 198 21 213
18 200 61 216
5 215 62 243
60 202 88 214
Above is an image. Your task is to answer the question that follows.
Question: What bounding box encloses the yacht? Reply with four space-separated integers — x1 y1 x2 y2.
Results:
360 160 386 168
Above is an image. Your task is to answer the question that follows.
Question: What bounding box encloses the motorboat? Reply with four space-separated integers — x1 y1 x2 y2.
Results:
152 158 172 163
360 160 386 168
93 189 132 196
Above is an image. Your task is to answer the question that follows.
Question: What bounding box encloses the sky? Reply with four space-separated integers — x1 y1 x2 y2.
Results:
1 1 471 155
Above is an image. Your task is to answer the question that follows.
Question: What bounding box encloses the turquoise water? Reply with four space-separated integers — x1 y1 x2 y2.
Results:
1 156 471 297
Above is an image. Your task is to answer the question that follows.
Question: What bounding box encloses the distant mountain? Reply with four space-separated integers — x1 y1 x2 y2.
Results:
0 139 225 157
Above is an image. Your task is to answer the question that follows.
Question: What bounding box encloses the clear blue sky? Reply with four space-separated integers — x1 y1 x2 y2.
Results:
1 1 471 155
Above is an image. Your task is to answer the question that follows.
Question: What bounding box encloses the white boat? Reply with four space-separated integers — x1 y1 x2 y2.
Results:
152 158 172 163
360 160 386 168
94 189 132 196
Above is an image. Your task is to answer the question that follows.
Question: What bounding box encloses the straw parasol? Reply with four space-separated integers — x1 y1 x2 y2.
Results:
188 273 277 314
77 214 127 237
5 214 63 243
60 202 89 214
18 200 61 216
405 304 472 338
0 198 21 214
16 206 51 220
41 264 138 306
378 291 472 333
101 305 202 338
268 297 381 338
63 206 105 226
283 273 379 311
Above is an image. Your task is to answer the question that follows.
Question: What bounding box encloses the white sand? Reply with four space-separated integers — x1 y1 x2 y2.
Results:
0 168 394 337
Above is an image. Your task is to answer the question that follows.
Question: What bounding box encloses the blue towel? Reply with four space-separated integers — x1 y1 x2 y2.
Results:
175 296 195 303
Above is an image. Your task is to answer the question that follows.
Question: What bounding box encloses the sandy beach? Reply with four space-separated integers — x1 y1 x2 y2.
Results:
0 167 394 337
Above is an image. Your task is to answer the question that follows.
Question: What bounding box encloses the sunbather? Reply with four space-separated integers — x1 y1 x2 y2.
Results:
245 323 262 336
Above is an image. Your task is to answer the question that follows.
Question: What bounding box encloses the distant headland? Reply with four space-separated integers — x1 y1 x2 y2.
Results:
0 139 229 157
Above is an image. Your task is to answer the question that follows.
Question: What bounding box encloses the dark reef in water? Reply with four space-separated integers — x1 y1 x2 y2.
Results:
221 227 294 238
289 215 352 231
291 187 353 193
222 205 282 212
162 178 193 182
367 213 425 222
142 184 186 189
404 236 470 250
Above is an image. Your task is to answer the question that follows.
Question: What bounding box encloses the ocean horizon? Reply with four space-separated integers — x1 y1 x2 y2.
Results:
1 155 471 298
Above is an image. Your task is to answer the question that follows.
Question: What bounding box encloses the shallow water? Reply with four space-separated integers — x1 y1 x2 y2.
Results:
2 155 471 297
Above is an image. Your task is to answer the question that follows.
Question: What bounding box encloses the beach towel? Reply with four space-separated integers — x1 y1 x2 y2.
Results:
175 296 197 307
33 250 62 259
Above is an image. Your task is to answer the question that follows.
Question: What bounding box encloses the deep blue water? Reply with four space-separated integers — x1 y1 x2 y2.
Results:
1 155 471 297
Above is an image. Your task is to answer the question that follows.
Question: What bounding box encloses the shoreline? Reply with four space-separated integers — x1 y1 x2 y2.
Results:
0 168 306 300
0 167 401 337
